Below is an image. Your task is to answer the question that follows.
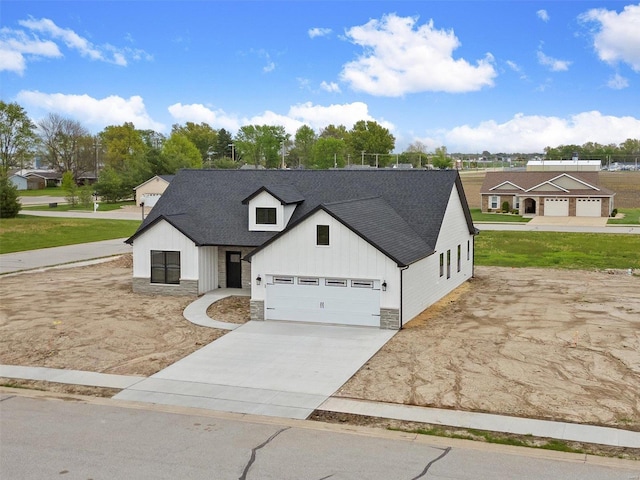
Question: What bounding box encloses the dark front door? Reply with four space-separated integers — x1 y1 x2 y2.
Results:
226 251 242 288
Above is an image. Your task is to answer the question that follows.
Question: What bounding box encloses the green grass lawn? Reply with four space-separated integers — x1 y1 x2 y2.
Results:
470 208 530 223
0 215 140 254
608 208 640 225
18 187 66 197
22 201 135 212
475 231 640 270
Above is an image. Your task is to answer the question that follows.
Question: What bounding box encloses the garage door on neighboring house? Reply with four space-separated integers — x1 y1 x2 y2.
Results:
265 275 381 327
576 198 601 217
544 198 569 216
141 193 162 207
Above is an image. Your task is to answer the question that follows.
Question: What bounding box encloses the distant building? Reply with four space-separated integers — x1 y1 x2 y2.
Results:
527 154 601 172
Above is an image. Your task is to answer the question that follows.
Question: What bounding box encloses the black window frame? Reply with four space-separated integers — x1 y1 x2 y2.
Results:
256 207 277 225
446 250 451 279
150 250 181 285
439 253 444 277
457 244 461 272
316 224 329 246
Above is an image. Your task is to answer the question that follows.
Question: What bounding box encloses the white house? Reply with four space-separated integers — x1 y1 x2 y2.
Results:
126 169 478 329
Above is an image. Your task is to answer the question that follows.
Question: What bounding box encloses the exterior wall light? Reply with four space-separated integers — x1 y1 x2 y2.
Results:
382 281 387 291
256 275 262 285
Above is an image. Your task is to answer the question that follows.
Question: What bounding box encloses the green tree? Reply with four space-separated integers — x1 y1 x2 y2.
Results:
216 128 234 160
346 120 395 167
95 166 130 202
61 171 78 206
161 132 202 172
0 172 21 218
290 125 317 168
235 125 288 168
172 122 217 166
313 137 346 169
319 124 348 140
0 101 37 173
431 146 452 169
99 122 147 172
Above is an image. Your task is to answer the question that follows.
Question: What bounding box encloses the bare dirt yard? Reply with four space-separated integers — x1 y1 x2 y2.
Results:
1 257 639 438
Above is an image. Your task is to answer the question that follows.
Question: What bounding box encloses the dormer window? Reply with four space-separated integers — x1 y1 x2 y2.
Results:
256 207 276 225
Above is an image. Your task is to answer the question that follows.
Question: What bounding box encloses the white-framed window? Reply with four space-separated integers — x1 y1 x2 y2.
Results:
514 196 520 209
298 277 319 286
490 196 499 209
325 278 347 287
256 207 277 225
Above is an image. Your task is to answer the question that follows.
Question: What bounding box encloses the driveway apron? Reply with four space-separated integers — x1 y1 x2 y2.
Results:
114 321 395 419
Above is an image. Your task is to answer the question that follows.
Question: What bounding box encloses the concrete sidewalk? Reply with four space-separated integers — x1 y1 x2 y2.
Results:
0 238 131 275
1 364 638 448
182 288 250 330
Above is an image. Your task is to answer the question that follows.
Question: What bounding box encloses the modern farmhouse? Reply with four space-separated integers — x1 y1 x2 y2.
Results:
126 169 477 329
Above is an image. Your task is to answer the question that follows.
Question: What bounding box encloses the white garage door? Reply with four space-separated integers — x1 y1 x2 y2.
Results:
544 198 569 216
265 276 380 327
142 193 162 207
576 198 601 217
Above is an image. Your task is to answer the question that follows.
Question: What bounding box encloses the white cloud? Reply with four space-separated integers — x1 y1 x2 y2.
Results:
0 27 61 73
168 101 393 136
340 14 496 96
320 81 341 93
168 103 240 132
417 111 640 152
0 17 151 74
579 4 640 72
19 17 103 60
17 91 165 131
308 27 331 39
607 73 629 89
537 48 571 71
537 10 550 22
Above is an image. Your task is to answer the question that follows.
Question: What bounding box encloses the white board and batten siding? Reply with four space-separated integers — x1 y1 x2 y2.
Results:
251 209 400 311
247 190 296 232
132 219 217 293
402 185 475 324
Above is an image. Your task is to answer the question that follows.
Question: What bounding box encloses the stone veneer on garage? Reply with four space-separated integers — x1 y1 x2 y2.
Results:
250 300 265 321
380 308 400 329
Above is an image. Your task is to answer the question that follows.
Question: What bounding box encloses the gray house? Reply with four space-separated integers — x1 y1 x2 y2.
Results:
127 169 477 329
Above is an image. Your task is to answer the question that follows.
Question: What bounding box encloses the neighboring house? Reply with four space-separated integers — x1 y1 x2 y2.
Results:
8 174 28 190
134 175 174 208
481 172 615 217
126 170 477 330
23 171 62 189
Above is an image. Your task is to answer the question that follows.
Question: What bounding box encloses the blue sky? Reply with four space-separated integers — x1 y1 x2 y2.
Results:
2 1 639 153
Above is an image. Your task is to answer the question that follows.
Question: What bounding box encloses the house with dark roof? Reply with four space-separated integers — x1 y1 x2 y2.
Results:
126 169 477 329
480 172 615 217
134 174 175 208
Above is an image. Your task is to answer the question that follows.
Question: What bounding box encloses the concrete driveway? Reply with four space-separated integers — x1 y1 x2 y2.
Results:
114 321 395 419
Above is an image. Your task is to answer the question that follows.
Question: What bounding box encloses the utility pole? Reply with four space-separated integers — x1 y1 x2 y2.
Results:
281 141 285 169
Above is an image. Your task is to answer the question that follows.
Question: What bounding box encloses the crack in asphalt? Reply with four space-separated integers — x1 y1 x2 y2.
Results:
410 447 452 480
0 395 16 402
238 427 290 480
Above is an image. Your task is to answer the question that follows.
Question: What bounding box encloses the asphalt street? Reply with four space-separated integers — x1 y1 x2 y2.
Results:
1 392 637 480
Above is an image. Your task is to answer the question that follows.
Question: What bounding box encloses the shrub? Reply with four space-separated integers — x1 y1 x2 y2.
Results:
501 201 510 213
61 171 78 206
611 208 618 217
0 173 21 218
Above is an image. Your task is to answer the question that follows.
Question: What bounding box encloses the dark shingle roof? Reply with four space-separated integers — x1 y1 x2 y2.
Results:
127 169 475 265
241 184 305 205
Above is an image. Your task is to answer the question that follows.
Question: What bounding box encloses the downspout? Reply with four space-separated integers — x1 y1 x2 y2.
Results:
399 265 409 329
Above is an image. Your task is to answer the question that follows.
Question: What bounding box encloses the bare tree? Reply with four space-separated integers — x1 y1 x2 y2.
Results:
38 114 92 181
